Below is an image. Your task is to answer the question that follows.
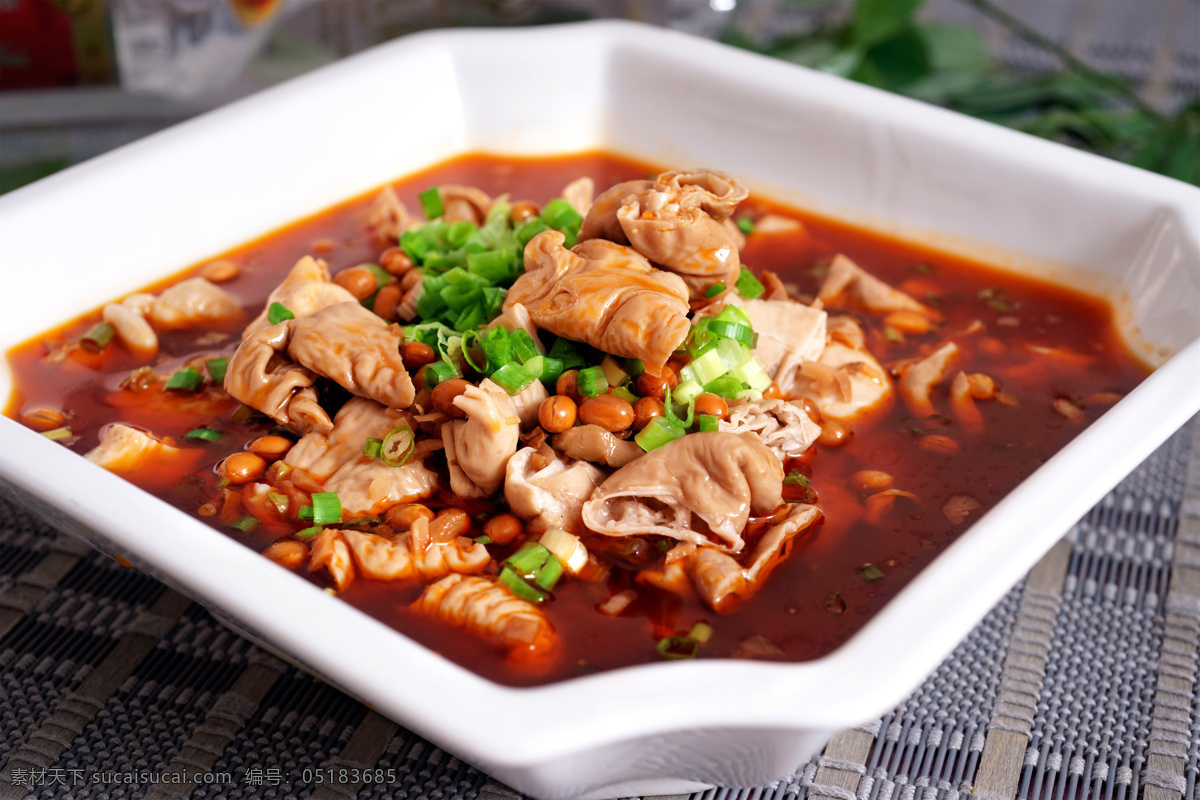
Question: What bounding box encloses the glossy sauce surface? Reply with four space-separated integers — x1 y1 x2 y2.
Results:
4 152 1151 685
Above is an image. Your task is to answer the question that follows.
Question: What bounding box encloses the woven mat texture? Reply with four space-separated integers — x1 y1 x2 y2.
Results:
3 1 1199 799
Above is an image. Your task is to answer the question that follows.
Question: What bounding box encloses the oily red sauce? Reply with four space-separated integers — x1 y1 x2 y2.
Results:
3 152 1150 686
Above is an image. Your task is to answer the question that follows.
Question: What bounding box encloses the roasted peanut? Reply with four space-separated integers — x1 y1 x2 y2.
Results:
634 365 678 400
510 200 541 224
222 452 266 484
431 378 471 418
763 381 784 400
372 284 403 321
883 310 931 334
693 393 729 420
199 259 239 283
556 370 581 403
920 434 961 454
311 237 337 254
264 539 309 569
797 396 823 425
483 513 524 545
334 266 379 300
578 394 635 432
851 470 894 492
379 246 414 276
633 396 665 430
538 395 577 433
400 341 436 371
386 503 434 531
817 420 852 448
246 435 293 461
430 508 471 542
21 406 65 431
967 372 997 400
400 267 424 292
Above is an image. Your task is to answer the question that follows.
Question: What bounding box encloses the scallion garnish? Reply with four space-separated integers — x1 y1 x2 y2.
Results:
522 355 563 387
229 515 259 533
696 415 720 432
296 525 322 541
80 321 115 353
508 329 539 364
206 357 228 383
380 426 415 467
267 492 290 515
184 427 222 442
499 566 548 603
735 267 765 300
737 218 755 235
635 416 686 452
491 363 536 396
576 365 609 398
704 283 726 298
707 319 757 348
419 187 444 219
655 635 700 660
858 564 886 582
310 492 342 525
267 302 294 324
361 262 392 289
474 535 493 545
540 198 583 247
503 541 564 594
363 437 383 458
41 427 74 441
165 366 204 392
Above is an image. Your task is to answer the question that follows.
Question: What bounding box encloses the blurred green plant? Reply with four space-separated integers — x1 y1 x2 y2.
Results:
721 0 1198 185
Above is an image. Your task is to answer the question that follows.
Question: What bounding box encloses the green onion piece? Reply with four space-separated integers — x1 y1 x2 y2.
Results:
298 505 315 521
267 492 290 515
480 325 514 371
707 319 758 348
206 357 228 383
688 622 714 643
498 566 548 603
635 416 686 452
474 535 493 545
696 414 720 432
610 385 639 404
507 542 551 575
715 304 753 326
540 198 583 232
625 358 645 379
80 321 115 353
547 338 587 370
363 437 383 458
599 355 629 388
467 248 516 284
423 359 458 390
858 563 886 582
491 363 536 396
656 635 699 660
229 515 258 533
663 386 695 430
446 220 477 249
535 553 564 590
735 267 765 300
737 217 755 235
442 280 483 312
380 426 415 467
296 525 323 541
673 379 703 406
184 427 222 441
703 374 743 398
268 302 294 324
515 217 550 246
783 470 811 486
508 329 538 364
360 263 392 289
523 355 564 386
681 349 727 387
454 303 487 332
704 283 726 299
41 427 73 441
419 187 444 219
576 365 609 398
165 366 204 392
459 330 488 374
310 492 342 525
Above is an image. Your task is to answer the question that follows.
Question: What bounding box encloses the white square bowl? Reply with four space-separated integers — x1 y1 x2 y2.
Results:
1 21 1198 800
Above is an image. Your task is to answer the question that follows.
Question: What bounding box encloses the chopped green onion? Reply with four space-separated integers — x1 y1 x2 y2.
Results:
419 187 444 219
688 622 714 643
499 566 549 603
467 248 517 284
681 349 727 387
454 304 487 335
735 267 765 300
80 321 115 353
296 525 323 541
635 416 686 452
535 553 564 590
577 365 609 398
707 319 757 348
673 379 703 406
548 338 587 371
206 357 228 383
41 427 73 441
507 542 551 574
599 355 629 388
459 330 488 374
663 386 695 430
267 302 294 324
380 426 415 467
165 367 204 392
491 363 536 396
703 374 743 398
363 437 383 458
446 220 477 248
715 305 752 325
423 359 459 389
267 492 290 515
858 563 885 582
184 427 222 442
704 283 726 298
508 329 539 364
737 218 755 235
229 515 258 533
480 325 514 370
540 198 583 246
656 635 699 660
361 263 392 289
309 492 342 525
610 385 639 404
625 358 646 379
522 355 564 386
474 535 493 545
298 505 315 521
515 217 550 246
696 414 720 432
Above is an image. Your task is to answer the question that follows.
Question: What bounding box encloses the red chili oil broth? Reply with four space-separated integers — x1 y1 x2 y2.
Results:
3 152 1151 686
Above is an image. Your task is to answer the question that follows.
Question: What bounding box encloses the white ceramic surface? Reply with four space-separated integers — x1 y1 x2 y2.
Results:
1 21 1198 800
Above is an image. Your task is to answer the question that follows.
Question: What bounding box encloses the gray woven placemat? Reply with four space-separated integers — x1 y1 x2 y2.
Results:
1 415 1196 800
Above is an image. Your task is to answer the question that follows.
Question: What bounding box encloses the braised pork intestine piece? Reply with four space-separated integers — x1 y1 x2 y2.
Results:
898 342 960 418
578 178 653 243
690 504 821 613
147 277 242 330
818 254 931 316
508 379 549 430
719 399 822 462
485 302 544 353
224 322 331 434
324 459 438 515
413 574 558 665
507 230 690 372
551 425 643 469
85 423 184 474
309 529 354 591
244 256 357 337
581 432 782 553
366 185 416 242
789 317 893 423
439 185 493 224
561 177 595 216
441 379 520 498
286 302 416 410
949 371 984 433
614 170 749 299
285 397 413 482
342 519 489 582
103 294 158 358
504 447 607 532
